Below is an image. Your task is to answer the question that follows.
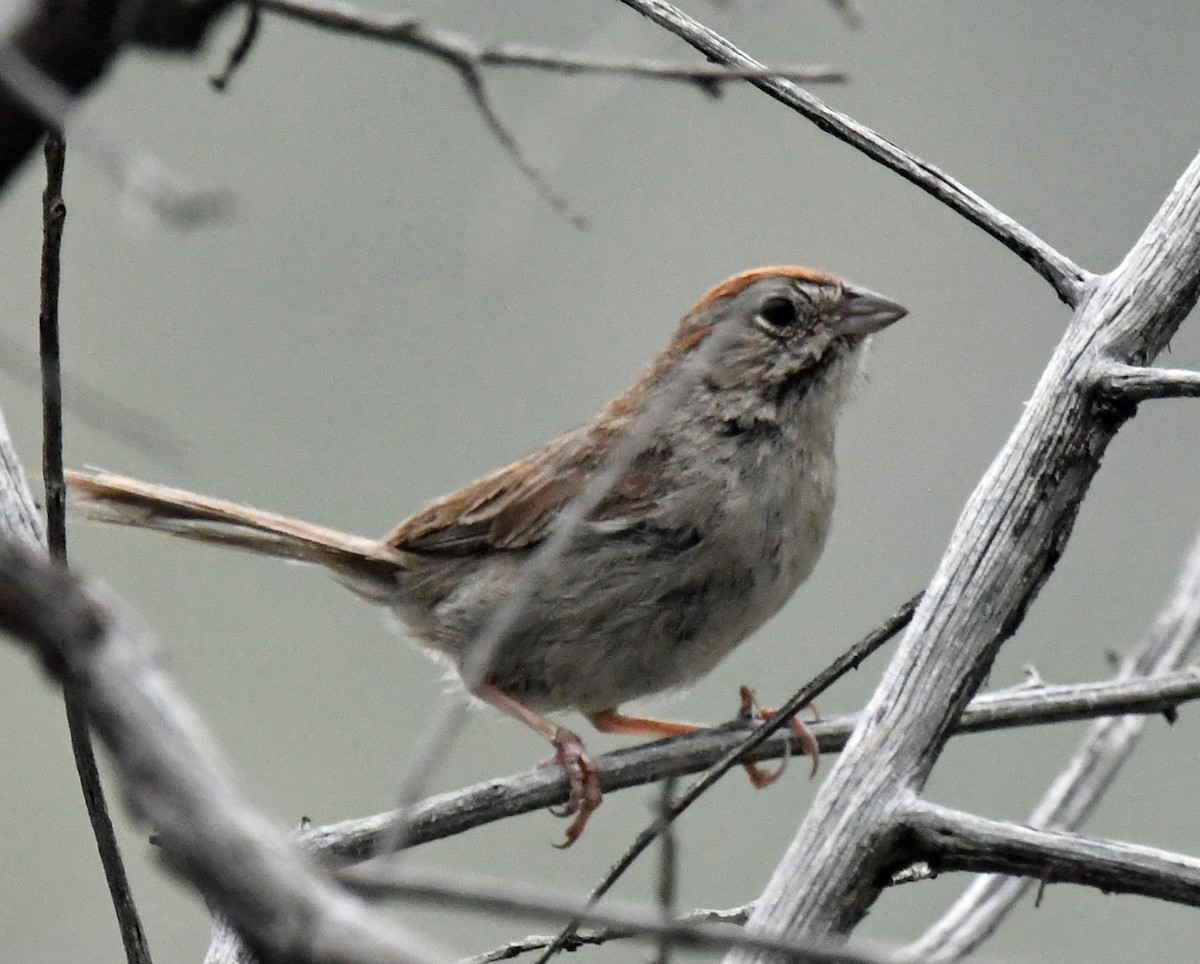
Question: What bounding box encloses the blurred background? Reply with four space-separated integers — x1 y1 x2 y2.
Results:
1 1 1199 960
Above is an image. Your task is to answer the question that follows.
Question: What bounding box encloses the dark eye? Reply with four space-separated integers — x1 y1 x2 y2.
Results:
755 296 800 333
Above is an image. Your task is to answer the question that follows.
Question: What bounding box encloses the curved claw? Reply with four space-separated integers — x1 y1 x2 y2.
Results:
744 734 791 788
541 727 601 848
738 685 821 782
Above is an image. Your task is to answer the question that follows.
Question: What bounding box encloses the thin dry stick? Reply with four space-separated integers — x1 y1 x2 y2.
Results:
301 669 1200 858
209 1 261 90
614 0 1088 306
39 135 153 964
341 864 900 964
532 594 919 964
901 525 1200 961
462 906 751 964
653 777 679 964
256 0 844 86
251 0 845 227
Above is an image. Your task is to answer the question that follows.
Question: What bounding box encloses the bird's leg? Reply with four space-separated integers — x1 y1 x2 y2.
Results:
589 687 820 791
589 708 705 739
475 683 600 848
737 685 820 785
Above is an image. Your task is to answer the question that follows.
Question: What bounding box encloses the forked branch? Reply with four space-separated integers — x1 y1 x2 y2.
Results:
725 144 1200 961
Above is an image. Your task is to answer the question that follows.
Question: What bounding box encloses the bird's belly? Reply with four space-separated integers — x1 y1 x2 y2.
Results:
396 443 837 715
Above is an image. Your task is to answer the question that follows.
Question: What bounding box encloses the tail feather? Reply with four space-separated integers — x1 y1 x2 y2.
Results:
66 470 406 583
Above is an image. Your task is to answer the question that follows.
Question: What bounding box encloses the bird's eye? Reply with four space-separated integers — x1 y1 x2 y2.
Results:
755 296 800 334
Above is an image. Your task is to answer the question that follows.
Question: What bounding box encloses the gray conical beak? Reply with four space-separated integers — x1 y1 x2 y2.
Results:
832 284 907 337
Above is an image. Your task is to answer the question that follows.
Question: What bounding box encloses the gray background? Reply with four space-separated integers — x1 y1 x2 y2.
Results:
1 1 1199 960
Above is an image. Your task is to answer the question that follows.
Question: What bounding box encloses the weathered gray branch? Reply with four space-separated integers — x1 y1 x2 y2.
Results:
0 407 44 548
1093 360 1200 401
895 800 1200 908
724 143 1200 958
0 539 446 964
343 866 899 964
903 524 1200 960
303 670 1200 859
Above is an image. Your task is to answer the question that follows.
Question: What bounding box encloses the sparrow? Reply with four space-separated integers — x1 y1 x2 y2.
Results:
67 265 906 845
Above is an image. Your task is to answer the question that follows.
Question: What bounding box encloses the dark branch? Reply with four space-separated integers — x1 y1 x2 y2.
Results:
0 0 233 191
614 0 1089 305
40 134 153 964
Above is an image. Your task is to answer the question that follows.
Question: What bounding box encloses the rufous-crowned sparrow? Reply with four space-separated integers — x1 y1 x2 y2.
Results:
67 265 905 845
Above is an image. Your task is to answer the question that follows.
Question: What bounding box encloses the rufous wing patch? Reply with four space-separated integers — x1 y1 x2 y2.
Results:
385 434 591 553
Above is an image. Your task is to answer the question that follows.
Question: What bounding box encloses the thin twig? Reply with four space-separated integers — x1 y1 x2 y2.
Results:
341 864 899 964
209 1 261 91
532 593 919 963
615 0 1090 306
462 906 751 964
255 0 844 86
293 670 1200 860
254 0 844 228
40 136 66 559
40 135 154 964
653 777 679 964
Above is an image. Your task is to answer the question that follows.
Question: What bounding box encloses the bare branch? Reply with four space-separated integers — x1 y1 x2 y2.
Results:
463 906 750 964
341 865 899 964
532 592 919 963
39 135 152 964
0 539 447 964
897 800 1200 908
652 778 679 964
209 1 261 91
724 142 1200 958
1093 360 1200 402
904 525 1200 960
251 0 842 228
615 0 1089 305
255 0 845 86
0 398 44 551
303 669 1200 860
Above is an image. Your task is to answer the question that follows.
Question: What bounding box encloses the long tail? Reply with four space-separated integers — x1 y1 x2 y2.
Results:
66 470 407 585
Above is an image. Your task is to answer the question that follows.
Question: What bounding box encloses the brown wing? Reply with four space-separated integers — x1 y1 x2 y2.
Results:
384 426 666 555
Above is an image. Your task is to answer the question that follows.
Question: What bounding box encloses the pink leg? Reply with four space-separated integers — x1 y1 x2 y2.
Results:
477 684 601 848
738 685 821 785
